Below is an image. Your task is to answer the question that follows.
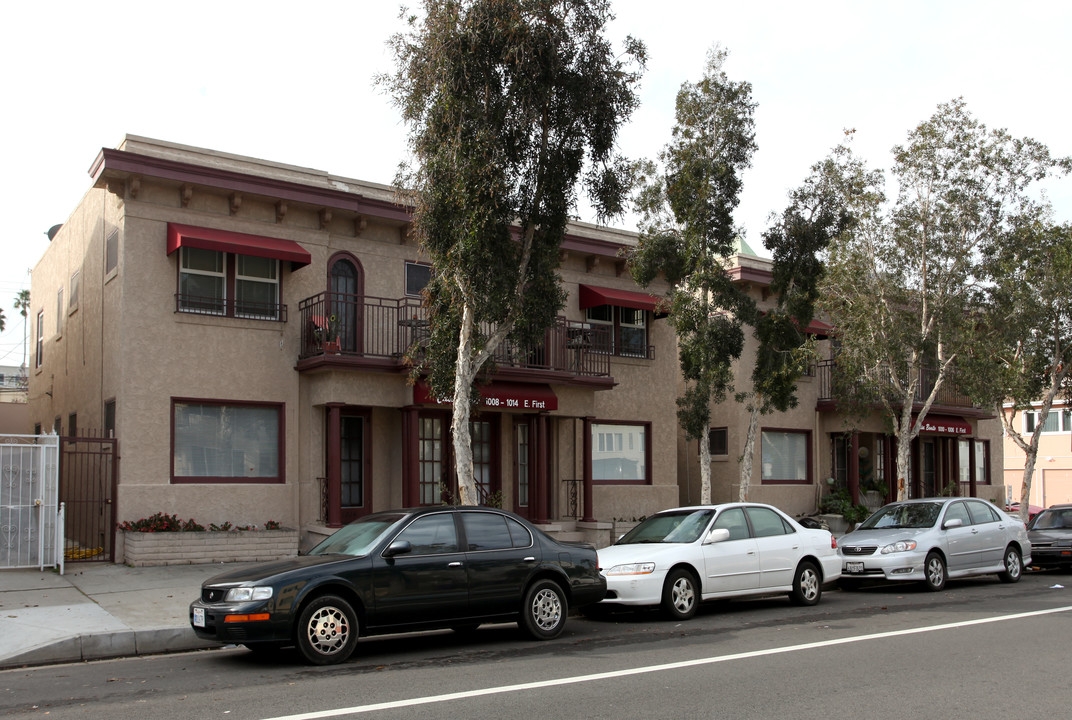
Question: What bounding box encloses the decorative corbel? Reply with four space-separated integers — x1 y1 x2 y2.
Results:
559 249 570 263
126 176 141 199
615 258 627 277
275 201 287 223
586 255 600 273
355 214 368 236
229 193 242 215
319 208 333 230
180 183 194 207
399 222 411 244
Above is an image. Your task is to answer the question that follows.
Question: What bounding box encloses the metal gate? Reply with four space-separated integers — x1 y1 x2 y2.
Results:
59 434 118 563
0 434 61 570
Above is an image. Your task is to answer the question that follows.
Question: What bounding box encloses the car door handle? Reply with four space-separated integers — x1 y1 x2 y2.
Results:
524 557 536 562
747 551 756 555
448 561 463 567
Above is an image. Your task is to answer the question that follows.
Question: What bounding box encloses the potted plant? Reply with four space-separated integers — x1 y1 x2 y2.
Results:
314 314 341 354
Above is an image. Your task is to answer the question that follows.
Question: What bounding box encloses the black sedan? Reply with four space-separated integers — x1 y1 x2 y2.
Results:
1027 503 1072 571
189 506 606 664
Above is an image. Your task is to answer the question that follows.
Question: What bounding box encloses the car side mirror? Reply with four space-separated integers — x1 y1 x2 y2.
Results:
943 518 963 530
384 540 413 557
704 528 731 545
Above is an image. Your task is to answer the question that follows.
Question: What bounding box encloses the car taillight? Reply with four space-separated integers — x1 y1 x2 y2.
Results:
831 536 838 549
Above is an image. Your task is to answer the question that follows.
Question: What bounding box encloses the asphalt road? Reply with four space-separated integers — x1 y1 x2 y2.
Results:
2 569 1069 720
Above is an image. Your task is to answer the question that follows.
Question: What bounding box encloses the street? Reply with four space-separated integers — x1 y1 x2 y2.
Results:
2 570 1069 719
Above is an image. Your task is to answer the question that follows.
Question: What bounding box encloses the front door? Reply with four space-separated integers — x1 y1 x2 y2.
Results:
514 420 532 519
922 440 937 497
340 411 370 522
701 507 760 594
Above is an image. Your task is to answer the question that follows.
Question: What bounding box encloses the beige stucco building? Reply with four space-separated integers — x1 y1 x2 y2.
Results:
1002 402 1072 508
28 136 679 557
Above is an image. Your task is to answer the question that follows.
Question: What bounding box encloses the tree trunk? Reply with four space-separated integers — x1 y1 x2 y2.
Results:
698 419 712 505
894 413 914 501
739 403 760 502
452 304 479 505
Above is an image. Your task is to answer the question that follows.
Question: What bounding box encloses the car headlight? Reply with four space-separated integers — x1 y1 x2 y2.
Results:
223 586 274 602
880 540 918 555
605 562 656 576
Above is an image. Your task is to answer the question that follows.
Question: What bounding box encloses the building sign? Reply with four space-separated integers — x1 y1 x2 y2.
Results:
918 415 972 435
413 381 557 411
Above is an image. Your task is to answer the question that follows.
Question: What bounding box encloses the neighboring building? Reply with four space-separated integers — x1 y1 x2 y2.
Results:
29 136 679 553
1002 403 1072 508
0 363 30 434
684 247 1005 516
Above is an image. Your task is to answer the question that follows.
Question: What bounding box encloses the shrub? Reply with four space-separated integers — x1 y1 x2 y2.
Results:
117 514 285 532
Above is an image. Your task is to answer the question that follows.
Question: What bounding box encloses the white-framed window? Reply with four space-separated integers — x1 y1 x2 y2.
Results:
761 430 810 484
69 270 80 314
585 305 648 357
235 255 279 319
35 310 44 368
1024 408 1072 434
591 422 648 483
56 286 63 336
179 247 226 315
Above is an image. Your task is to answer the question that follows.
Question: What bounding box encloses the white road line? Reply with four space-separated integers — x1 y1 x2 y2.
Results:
263 605 1072 720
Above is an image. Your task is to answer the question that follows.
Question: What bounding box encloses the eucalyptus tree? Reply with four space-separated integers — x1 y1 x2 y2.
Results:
736 143 871 500
967 221 1072 522
820 99 1065 501
381 0 645 504
629 47 756 504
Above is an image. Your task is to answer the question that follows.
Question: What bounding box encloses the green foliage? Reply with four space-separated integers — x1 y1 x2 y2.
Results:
629 47 757 443
117 513 283 532
818 489 870 523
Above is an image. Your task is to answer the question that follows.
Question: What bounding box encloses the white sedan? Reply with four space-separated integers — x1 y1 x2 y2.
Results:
595 503 841 620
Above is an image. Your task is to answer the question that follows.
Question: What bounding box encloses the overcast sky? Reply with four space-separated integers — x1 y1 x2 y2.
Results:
2 0 1070 366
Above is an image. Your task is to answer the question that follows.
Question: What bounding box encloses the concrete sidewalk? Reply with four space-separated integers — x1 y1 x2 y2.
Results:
0 562 255 669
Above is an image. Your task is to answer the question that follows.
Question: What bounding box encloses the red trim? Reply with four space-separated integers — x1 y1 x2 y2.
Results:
413 381 558 411
578 284 663 313
167 223 311 268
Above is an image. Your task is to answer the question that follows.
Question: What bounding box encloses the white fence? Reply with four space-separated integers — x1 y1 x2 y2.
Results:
0 435 63 571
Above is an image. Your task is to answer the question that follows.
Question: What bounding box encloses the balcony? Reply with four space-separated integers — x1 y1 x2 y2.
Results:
296 292 621 385
815 359 981 413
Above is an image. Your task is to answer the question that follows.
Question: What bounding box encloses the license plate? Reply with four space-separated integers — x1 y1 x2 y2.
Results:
193 607 205 627
846 562 864 574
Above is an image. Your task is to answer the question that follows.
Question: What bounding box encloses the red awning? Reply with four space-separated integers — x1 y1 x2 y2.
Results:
414 381 557 411
805 318 834 337
166 223 311 269
579 284 665 316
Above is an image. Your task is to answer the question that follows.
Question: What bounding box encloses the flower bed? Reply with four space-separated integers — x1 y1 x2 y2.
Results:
117 514 297 566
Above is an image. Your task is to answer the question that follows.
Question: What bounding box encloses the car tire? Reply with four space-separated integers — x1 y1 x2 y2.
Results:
789 561 822 606
923 552 946 592
998 546 1023 583
519 579 567 640
661 568 699 620
295 594 359 665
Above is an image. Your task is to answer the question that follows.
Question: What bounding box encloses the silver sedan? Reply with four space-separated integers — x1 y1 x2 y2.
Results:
838 497 1031 591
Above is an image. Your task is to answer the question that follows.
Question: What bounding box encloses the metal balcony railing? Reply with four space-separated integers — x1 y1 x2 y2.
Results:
816 359 975 409
297 292 617 378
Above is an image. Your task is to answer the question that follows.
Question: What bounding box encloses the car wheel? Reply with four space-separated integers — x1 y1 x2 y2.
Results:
519 579 567 640
998 546 1023 583
661 568 699 620
789 561 822 606
295 594 359 665
923 552 946 592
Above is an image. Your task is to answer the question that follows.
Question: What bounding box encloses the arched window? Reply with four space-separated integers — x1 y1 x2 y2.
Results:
328 255 362 352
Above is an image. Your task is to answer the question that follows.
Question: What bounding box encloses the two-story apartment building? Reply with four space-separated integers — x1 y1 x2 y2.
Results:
680 245 1005 517
28 136 679 557
1003 403 1072 508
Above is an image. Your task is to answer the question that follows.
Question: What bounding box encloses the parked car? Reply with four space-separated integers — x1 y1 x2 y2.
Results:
1006 502 1043 522
1026 503 1072 570
593 503 841 620
189 506 606 665
838 497 1031 591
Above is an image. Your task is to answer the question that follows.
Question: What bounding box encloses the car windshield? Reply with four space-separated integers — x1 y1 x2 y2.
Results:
308 513 407 556
1030 509 1072 531
858 502 942 530
617 510 715 544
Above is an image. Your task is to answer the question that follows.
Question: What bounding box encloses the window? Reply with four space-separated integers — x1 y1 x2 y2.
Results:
461 512 516 551
585 305 648 358
69 271 80 314
405 262 432 297
713 507 750 541
394 513 458 555
56 287 63 336
68 413 77 438
178 247 282 320
966 499 1000 524
708 427 728 456
171 399 283 483
761 430 810 484
418 416 444 504
745 506 793 537
974 439 989 485
35 310 44 368
944 501 971 526
1024 409 1072 434
105 229 119 275
104 400 116 438
592 422 649 484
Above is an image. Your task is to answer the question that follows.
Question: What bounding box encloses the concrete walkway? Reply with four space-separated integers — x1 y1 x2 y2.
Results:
0 562 255 669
